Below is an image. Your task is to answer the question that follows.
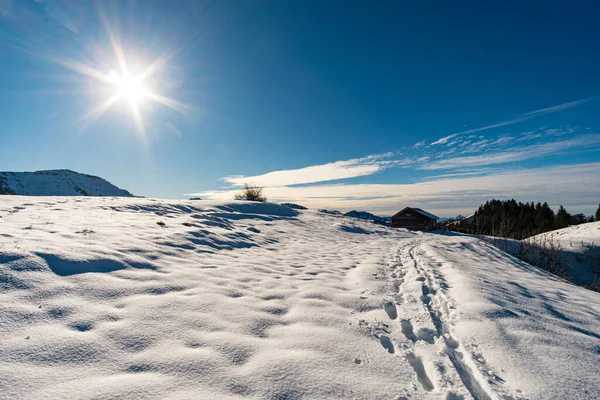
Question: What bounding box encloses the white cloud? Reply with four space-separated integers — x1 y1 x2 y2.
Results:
222 153 409 187
430 134 457 146
451 96 596 136
419 134 600 170
192 101 600 217
491 136 513 145
189 162 600 217
525 97 596 116
454 116 532 136
208 130 598 202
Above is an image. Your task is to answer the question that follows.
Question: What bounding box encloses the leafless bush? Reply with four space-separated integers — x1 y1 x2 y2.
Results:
234 182 266 202
520 236 569 278
588 275 600 292
579 242 600 291
483 234 571 281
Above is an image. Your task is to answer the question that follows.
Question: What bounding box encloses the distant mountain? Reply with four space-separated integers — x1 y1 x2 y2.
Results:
0 170 134 197
281 203 308 210
343 210 390 225
319 209 343 215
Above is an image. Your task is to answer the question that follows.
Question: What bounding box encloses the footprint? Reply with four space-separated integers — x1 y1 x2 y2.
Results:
401 319 417 342
406 352 434 391
416 328 437 344
380 335 395 354
384 302 398 320
393 279 404 293
70 322 93 332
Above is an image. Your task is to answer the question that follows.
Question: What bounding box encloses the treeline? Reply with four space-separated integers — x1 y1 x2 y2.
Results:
473 199 599 240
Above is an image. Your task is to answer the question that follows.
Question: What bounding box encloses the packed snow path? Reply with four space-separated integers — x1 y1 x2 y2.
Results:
1 197 599 399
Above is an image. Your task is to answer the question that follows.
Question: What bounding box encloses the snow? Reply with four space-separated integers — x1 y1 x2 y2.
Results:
528 221 600 287
0 170 133 197
1 196 599 399
530 221 600 251
485 222 600 287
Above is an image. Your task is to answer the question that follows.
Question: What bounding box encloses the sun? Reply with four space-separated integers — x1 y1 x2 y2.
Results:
42 8 192 142
74 58 188 141
110 73 149 104
21 5 194 143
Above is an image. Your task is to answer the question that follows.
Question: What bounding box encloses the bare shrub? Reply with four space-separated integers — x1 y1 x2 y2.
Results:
481 227 600 292
483 233 570 281
580 242 600 291
517 235 569 278
234 182 266 202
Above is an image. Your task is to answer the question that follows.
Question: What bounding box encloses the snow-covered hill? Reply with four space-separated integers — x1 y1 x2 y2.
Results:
530 221 600 251
529 221 600 287
0 170 133 197
1 197 599 399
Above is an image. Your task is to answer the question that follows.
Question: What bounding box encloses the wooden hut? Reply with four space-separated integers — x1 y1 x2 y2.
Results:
391 207 438 231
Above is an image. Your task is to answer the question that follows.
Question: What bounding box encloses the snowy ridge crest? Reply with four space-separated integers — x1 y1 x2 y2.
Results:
0 169 133 197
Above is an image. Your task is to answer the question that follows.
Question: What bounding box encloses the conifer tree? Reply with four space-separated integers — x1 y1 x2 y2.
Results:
555 205 571 229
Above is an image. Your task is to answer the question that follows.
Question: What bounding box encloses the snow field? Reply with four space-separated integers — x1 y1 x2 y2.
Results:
1 197 599 399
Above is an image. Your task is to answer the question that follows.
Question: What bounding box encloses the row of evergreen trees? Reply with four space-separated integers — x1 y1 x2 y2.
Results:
472 199 600 240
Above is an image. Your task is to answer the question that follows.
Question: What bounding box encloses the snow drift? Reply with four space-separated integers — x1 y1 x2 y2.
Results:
0 197 598 399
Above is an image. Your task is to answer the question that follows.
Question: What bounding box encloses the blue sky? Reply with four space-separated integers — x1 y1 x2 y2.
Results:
1 0 599 216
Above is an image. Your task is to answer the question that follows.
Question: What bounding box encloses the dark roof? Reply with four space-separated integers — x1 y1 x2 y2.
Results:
411 208 439 220
392 207 439 220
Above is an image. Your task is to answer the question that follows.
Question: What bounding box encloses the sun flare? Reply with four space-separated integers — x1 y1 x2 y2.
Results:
45 10 192 142
112 74 148 103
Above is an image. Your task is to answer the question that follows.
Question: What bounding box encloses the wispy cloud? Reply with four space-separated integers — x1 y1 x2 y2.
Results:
420 134 600 170
208 130 599 199
190 162 600 216
192 98 600 215
454 96 596 136
209 126 598 201
454 116 532 136
430 134 457 146
223 152 410 187
411 97 593 149
525 97 596 117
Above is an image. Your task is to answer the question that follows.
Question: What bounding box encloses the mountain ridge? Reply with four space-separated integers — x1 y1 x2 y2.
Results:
0 169 134 197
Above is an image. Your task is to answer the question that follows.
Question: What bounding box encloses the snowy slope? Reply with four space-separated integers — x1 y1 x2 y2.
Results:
525 222 600 287
0 170 133 197
530 221 600 251
1 197 599 400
